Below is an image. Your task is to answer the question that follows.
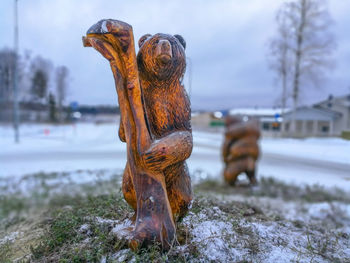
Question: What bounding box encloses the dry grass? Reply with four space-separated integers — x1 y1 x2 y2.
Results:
1 170 350 262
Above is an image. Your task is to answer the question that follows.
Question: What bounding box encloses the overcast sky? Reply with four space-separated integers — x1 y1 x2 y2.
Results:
1 0 349 110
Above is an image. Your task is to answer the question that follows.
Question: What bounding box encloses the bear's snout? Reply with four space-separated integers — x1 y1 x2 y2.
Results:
156 40 172 64
160 40 171 53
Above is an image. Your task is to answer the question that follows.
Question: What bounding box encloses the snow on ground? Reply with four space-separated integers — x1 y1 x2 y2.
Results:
0 123 126 176
106 203 350 262
0 123 126 154
1 123 350 189
2 123 350 262
1 167 350 262
193 130 350 168
193 130 350 189
261 137 350 165
0 231 19 246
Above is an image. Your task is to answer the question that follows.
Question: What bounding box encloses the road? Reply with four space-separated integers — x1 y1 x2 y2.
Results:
1 124 349 189
1 140 350 190
259 152 350 188
192 141 350 189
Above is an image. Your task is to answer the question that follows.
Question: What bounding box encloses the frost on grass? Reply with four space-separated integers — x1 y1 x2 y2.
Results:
0 231 20 246
1 170 350 262
179 192 350 263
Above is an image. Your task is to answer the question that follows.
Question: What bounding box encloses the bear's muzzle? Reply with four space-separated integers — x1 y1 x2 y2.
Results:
156 40 172 64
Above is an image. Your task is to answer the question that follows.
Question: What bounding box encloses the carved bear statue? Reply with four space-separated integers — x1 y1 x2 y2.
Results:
222 116 260 185
83 20 193 250
120 33 193 222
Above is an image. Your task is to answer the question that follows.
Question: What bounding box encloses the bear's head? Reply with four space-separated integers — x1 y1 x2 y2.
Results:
137 33 186 82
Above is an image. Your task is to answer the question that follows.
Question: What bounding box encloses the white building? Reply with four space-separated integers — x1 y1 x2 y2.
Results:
315 94 350 135
283 107 342 137
283 94 350 137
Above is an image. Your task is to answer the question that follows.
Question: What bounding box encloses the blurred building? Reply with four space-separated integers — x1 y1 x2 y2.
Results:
315 94 350 136
191 108 285 136
283 107 342 137
283 94 350 137
228 108 285 137
192 93 350 138
77 105 120 123
191 111 225 132
0 101 120 123
0 101 48 122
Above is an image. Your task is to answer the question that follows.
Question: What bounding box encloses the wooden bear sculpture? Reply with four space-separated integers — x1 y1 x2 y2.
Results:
83 19 192 250
222 116 260 185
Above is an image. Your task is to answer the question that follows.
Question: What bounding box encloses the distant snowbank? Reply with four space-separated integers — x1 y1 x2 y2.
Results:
1 124 349 188
0 123 124 154
261 137 350 165
3 124 349 164
193 129 350 166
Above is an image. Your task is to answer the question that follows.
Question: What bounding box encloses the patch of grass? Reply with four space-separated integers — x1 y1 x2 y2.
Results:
3 170 350 262
0 241 12 263
191 194 265 221
0 170 123 226
0 195 27 219
256 177 350 203
29 190 202 262
194 177 350 203
0 194 29 233
133 244 199 263
290 230 344 262
30 193 132 262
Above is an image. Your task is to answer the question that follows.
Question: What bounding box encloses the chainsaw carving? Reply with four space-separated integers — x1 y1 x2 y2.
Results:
83 19 192 250
222 116 260 185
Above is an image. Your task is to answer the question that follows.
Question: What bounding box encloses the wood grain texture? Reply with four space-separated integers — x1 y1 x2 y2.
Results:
83 20 192 250
222 116 260 185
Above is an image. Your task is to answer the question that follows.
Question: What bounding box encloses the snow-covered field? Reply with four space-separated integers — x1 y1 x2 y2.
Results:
261 137 350 165
1 123 350 189
1 123 350 262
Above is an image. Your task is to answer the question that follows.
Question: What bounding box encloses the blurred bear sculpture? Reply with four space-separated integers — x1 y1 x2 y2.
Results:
83 20 192 250
222 116 260 185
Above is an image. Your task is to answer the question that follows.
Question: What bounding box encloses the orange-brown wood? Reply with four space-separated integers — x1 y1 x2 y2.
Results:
222 116 260 185
83 20 192 250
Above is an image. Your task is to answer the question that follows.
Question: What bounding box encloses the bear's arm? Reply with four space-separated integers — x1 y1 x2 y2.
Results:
142 131 192 171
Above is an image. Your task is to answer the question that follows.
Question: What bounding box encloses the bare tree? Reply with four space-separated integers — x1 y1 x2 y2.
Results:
31 70 48 101
0 49 17 103
30 56 52 103
55 66 69 122
48 92 57 122
0 48 28 102
269 0 335 133
268 8 293 115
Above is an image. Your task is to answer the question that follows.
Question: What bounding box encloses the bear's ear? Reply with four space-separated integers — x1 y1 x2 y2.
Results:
138 34 152 48
174 34 186 49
